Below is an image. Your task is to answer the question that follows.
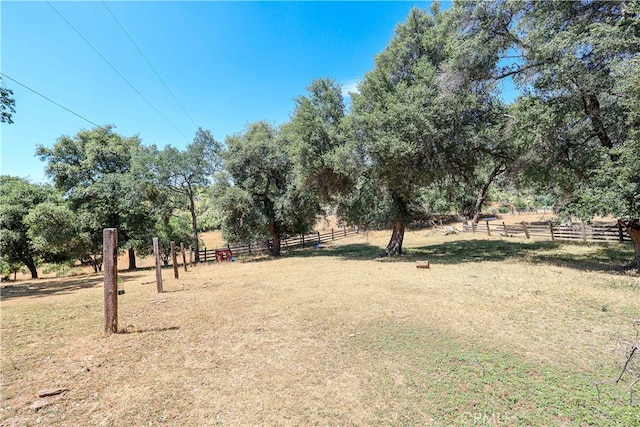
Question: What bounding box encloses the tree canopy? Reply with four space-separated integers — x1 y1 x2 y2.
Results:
344 7 509 255
3 1 639 272
0 177 53 278
144 127 221 262
454 0 640 265
37 125 154 270
217 121 319 256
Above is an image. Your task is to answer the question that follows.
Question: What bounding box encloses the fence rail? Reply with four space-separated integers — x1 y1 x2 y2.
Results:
198 220 631 263
200 226 359 262
464 220 632 243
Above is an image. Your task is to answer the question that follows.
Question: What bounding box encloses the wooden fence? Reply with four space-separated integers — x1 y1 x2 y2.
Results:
200 226 359 262
464 220 632 243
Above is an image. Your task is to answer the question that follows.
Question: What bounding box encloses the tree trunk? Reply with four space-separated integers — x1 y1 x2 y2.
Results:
382 220 405 256
269 221 281 257
91 256 102 273
472 164 506 224
582 94 613 149
128 248 137 270
620 219 640 269
24 257 38 279
188 192 200 263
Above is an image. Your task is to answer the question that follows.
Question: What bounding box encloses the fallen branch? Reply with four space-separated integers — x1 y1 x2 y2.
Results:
38 388 68 398
616 345 638 384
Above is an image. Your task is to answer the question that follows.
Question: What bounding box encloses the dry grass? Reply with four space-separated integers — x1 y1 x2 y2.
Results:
1 227 639 426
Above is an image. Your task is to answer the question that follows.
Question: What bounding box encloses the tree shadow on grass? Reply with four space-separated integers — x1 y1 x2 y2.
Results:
0 270 150 301
406 240 633 272
286 243 383 260
287 239 634 273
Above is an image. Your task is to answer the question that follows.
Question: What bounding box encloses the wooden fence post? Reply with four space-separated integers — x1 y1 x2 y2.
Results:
472 222 476 234
548 221 555 241
171 241 179 279
331 228 335 240
502 221 508 236
317 231 321 245
618 221 624 242
189 245 193 266
153 237 163 293
181 242 187 271
343 225 347 237
103 228 118 334
522 222 530 239
581 222 587 243
485 220 491 236
301 234 305 247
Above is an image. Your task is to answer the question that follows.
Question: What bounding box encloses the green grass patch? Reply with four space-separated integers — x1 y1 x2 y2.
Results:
352 321 640 426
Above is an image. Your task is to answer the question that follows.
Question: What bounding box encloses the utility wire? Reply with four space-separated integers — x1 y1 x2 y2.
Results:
45 1 189 141
1 72 101 127
102 1 198 128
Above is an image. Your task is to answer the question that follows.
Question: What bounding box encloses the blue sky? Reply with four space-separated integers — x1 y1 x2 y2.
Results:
1 1 451 183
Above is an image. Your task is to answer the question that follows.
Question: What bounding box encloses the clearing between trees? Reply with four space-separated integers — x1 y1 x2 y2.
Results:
1 230 639 426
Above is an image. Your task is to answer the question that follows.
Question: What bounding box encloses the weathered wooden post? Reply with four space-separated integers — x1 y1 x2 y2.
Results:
472 222 476 234
301 234 305 247
189 245 193 266
485 220 491 236
581 222 587 243
502 221 508 236
548 221 555 241
331 228 335 240
618 221 624 242
343 225 347 237
171 241 179 279
103 228 118 334
153 237 163 293
317 231 321 245
181 242 187 271
522 222 530 239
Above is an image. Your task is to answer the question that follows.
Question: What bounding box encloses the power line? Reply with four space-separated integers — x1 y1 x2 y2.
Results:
45 1 189 141
1 72 101 127
102 1 198 128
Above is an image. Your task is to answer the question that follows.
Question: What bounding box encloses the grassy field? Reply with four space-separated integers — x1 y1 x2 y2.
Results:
1 229 639 426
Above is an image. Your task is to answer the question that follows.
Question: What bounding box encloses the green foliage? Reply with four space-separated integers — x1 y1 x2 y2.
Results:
216 182 267 244
459 0 640 222
419 186 458 215
0 77 16 124
1 257 25 281
145 127 221 260
40 260 80 277
25 201 90 261
195 188 222 232
489 186 548 212
217 121 320 255
343 7 509 252
285 77 353 203
36 125 155 269
154 214 193 265
0 176 53 278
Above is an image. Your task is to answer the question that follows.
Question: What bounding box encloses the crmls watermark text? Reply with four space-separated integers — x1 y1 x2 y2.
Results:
459 412 516 425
